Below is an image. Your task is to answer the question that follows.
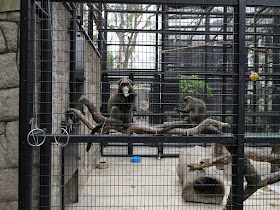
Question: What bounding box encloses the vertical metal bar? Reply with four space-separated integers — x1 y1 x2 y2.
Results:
88 11 94 40
264 37 269 112
204 12 210 102
80 3 83 25
101 4 109 114
252 9 258 132
70 5 77 107
160 5 167 124
19 0 34 209
271 8 280 173
272 9 280 132
40 1 52 209
232 0 246 209
222 6 228 123
152 6 160 125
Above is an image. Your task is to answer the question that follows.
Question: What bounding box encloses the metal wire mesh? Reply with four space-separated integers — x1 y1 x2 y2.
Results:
20 1 280 209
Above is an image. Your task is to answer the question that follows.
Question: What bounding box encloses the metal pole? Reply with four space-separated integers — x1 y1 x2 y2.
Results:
19 0 34 209
232 0 246 209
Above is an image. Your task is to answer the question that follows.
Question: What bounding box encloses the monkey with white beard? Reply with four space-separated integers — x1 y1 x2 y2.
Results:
87 78 136 152
108 78 136 124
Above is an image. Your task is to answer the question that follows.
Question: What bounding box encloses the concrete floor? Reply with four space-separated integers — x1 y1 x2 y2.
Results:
66 146 280 210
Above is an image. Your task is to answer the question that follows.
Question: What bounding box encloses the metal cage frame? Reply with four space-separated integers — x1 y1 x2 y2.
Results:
19 0 280 209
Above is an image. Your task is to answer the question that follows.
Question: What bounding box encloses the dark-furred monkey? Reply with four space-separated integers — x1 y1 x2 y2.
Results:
87 78 136 152
158 96 206 134
175 96 206 124
108 78 136 124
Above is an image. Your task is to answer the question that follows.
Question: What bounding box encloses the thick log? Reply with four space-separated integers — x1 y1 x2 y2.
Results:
177 146 231 205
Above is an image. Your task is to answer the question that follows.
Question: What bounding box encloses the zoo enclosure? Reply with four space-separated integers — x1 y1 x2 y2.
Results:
19 0 280 209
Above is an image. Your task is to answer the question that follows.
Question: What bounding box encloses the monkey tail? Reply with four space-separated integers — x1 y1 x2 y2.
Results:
86 124 103 152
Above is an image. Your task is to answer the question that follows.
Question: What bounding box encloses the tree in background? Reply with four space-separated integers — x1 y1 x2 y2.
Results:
108 4 154 69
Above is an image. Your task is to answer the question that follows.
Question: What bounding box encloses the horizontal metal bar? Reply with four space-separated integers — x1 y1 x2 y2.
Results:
247 0 280 6
54 0 238 6
102 28 231 35
245 137 280 144
43 134 236 144
101 154 180 158
38 134 280 145
53 0 280 7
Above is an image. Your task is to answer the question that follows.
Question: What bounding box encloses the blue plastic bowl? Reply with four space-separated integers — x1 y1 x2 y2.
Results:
131 156 141 162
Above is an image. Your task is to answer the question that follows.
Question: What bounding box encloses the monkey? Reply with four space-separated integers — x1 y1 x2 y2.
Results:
174 96 206 124
107 78 136 124
87 78 136 152
158 96 206 134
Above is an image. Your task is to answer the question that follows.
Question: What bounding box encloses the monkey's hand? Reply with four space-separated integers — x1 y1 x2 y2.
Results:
174 107 189 114
173 107 181 113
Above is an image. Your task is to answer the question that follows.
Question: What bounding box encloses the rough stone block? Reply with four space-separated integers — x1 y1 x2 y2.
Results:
0 122 5 135
7 12 20 22
0 13 8 20
0 134 7 169
0 201 17 210
0 21 18 51
0 29 6 53
0 88 19 121
6 121 18 167
0 0 20 13
0 168 18 201
0 53 19 89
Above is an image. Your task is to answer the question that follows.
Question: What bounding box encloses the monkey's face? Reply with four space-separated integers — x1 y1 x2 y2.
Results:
183 96 192 104
118 79 133 97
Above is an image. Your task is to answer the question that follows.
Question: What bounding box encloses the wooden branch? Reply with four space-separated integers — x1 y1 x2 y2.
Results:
67 108 95 130
188 153 231 170
162 40 268 54
72 96 231 136
262 170 280 185
246 151 280 164
86 3 102 30
246 46 268 54
162 40 230 53
185 119 230 136
188 151 280 170
79 96 106 123
154 120 191 128
225 155 280 209
79 95 125 127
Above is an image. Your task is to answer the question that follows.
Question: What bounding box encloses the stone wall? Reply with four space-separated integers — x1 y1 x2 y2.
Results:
0 1 101 209
33 2 101 208
0 9 20 210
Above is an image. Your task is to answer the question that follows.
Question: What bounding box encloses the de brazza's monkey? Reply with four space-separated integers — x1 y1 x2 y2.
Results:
108 78 136 124
175 96 206 124
159 96 206 134
87 78 136 152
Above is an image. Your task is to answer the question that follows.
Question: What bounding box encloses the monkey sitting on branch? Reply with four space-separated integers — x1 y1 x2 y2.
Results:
159 96 206 134
175 96 206 125
108 78 136 124
86 78 136 151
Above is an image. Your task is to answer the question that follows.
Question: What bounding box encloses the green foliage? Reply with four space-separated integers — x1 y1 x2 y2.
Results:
179 75 213 99
107 52 115 68
246 80 274 112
